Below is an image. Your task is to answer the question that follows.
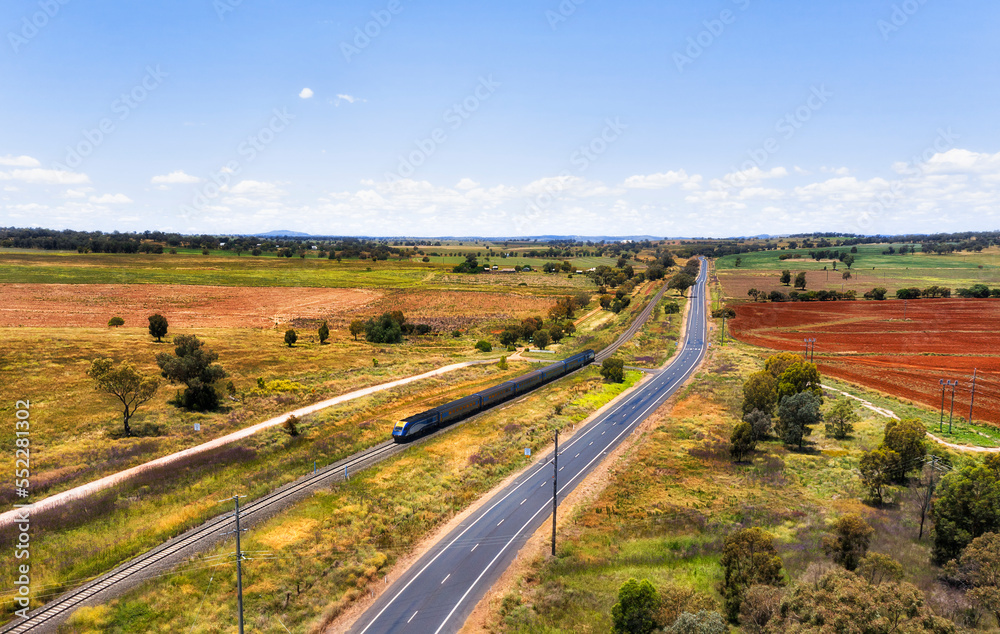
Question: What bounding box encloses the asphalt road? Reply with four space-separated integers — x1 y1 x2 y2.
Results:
350 258 708 634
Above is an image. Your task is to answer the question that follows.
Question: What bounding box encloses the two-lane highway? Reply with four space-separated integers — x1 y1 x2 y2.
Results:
350 258 708 634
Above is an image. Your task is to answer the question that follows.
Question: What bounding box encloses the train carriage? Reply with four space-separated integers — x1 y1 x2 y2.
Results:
392 349 595 441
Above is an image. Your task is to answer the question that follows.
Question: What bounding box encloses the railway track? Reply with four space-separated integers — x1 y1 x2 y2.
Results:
1 440 406 633
595 280 670 363
2 276 673 632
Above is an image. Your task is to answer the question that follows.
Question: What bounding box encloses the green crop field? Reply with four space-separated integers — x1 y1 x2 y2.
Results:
717 244 1000 271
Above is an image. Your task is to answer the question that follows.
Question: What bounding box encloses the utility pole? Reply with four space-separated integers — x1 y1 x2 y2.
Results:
948 380 959 434
552 430 558 557
220 495 247 634
969 368 978 425
938 379 946 432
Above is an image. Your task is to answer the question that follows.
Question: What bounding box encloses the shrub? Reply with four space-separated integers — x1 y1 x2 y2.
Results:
601 358 625 383
365 314 403 344
318 321 329 344
475 340 492 353
284 329 297 347
107 316 125 327
611 578 659 634
822 513 874 570
283 414 300 436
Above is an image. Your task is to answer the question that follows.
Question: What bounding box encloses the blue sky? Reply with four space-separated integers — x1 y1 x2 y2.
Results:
2 0 999 237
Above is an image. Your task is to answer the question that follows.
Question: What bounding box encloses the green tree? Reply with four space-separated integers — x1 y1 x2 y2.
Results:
499 327 520 347
155 334 227 411
766 568 955 633
730 422 757 463
498 355 508 370
349 319 365 341
825 397 859 439
856 552 904 586
744 409 773 440
883 418 927 483
776 391 822 449
318 321 329 344
742 371 778 416
601 358 625 383
284 329 297 347
533 329 550 349
794 271 807 290
779 270 791 285
667 273 696 296
108 316 125 327
475 339 492 352
87 359 160 438
822 513 875 570
859 446 901 505
957 532 1000 626
775 362 822 402
870 287 888 300
611 578 660 634
364 313 403 344
720 527 785 622
931 461 1000 563
764 352 801 379
148 313 168 342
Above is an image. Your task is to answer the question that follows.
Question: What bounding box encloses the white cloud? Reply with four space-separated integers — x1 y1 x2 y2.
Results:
226 180 285 197
0 155 41 167
64 188 90 199
334 94 365 106
151 170 201 185
299 87 314 99
455 178 480 190
623 170 701 190
0 168 90 185
89 193 133 204
713 166 788 190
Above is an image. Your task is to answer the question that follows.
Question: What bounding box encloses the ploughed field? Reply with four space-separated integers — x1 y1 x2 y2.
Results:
729 299 1000 426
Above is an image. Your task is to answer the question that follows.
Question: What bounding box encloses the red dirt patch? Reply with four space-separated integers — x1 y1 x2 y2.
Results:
730 300 1000 425
0 284 380 328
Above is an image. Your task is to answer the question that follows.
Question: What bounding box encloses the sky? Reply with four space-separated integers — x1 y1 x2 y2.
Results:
1 0 999 238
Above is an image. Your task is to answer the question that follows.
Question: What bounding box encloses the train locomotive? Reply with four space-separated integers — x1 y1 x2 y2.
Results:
392 349 596 442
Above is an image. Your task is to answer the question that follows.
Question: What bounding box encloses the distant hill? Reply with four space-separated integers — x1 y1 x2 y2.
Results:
257 230 313 237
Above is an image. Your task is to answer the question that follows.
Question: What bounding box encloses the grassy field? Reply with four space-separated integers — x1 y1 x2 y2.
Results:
488 341 977 633
56 367 645 633
716 245 1000 301
614 296 687 368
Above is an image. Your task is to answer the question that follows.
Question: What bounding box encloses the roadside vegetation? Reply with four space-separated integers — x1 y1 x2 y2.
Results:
60 367 645 633
489 340 1000 633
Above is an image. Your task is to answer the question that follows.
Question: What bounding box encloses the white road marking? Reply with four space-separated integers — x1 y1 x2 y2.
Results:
471 543 478 552
441 574 450 584
497 519 504 527
520 498 526 505
408 611 418 624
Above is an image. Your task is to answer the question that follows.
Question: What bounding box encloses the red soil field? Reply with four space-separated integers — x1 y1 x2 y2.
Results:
729 299 1000 426
0 284 380 329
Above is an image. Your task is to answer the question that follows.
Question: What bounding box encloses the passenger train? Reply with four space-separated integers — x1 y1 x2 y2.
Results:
392 349 596 441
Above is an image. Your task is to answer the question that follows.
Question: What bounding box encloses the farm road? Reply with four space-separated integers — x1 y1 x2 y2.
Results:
0 359 495 528
822 384 1000 453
